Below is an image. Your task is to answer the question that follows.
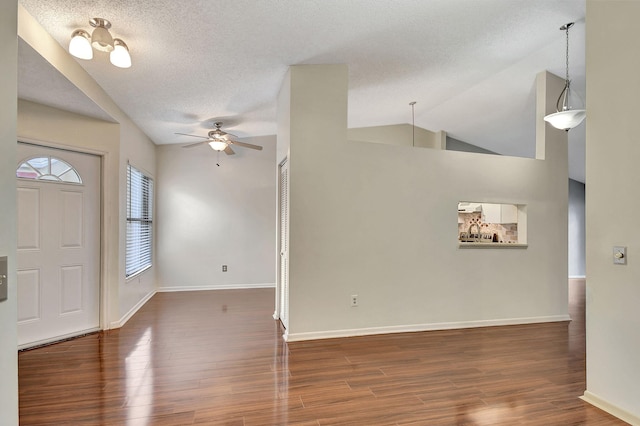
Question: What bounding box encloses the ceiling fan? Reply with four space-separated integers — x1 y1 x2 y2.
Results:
176 122 263 155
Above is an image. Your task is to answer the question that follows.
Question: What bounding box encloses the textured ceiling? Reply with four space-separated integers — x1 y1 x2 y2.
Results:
18 0 586 182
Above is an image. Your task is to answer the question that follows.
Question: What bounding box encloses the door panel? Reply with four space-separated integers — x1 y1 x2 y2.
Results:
17 187 40 250
60 265 83 314
16 269 40 322
60 190 84 248
17 143 101 349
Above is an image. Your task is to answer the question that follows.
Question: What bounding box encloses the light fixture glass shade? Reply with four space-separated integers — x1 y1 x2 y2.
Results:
110 39 132 68
208 140 229 151
91 26 114 52
69 30 93 59
544 109 586 130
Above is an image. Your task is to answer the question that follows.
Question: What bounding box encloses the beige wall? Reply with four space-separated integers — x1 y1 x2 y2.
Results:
348 124 446 149
156 136 277 291
18 6 157 328
583 1 640 423
0 0 19 423
280 65 569 341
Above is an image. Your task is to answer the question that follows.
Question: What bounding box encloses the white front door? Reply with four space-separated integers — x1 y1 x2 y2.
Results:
16 143 101 349
278 159 289 330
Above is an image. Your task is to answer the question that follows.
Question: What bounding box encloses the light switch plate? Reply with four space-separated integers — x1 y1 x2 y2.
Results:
613 246 627 265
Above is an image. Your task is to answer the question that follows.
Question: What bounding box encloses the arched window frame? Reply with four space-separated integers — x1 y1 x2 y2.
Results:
16 156 83 184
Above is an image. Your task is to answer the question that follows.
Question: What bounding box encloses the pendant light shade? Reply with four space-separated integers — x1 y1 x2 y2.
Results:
69 30 93 60
543 22 586 131
544 109 587 131
110 39 132 68
208 140 229 151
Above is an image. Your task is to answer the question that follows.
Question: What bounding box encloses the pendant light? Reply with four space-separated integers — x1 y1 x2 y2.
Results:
543 22 586 131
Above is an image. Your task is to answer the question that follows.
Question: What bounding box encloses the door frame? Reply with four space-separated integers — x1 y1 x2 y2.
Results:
275 157 289 331
17 137 109 334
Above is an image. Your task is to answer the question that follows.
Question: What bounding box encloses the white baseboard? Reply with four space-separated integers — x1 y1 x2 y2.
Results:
283 314 571 342
110 290 156 329
581 391 640 425
157 283 275 292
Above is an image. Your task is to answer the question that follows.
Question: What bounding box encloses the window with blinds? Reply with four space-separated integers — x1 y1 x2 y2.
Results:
126 163 154 278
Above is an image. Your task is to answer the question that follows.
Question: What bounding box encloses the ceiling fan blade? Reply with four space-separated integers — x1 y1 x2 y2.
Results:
231 140 263 150
182 140 209 148
224 145 236 155
175 132 209 140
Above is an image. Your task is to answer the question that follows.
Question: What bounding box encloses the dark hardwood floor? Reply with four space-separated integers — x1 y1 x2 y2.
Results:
18 280 624 425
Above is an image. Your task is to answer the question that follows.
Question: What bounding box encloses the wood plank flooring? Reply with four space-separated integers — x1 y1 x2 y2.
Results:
18 280 625 425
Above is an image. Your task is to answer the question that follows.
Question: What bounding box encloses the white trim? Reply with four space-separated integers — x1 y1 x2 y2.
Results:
569 275 586 279
110 290 156 329
157 283 276 293
581 391 640 425
283 315 571 342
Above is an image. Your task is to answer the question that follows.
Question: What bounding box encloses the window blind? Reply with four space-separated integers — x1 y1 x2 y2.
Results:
126 163 153 278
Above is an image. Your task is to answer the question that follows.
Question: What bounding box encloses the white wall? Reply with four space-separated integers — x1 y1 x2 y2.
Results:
0 0 19 423
18 6 157 328
583 2 640 424
156 137 277 290
281 65 569 341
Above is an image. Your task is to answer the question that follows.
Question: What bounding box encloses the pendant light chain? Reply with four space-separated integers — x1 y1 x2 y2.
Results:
565 24 570 84
409 101 416 147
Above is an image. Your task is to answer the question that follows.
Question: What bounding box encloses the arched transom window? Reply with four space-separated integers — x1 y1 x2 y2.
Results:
16 156 82 184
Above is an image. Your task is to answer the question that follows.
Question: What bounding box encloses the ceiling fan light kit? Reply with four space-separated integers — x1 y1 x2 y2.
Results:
176 122 264 158
69 18 131 68
543 22 586 131
208 140 229 151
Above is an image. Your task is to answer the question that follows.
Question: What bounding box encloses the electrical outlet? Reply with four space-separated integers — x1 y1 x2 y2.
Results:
351 294 358 307
222 265 228 272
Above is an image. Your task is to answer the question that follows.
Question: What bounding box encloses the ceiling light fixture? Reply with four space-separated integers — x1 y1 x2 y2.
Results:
69 18 132 68
543 22 585 131
208 140 229 151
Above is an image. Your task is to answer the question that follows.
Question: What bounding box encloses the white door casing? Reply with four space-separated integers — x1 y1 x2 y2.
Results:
278 158 289 330
16 143 101 349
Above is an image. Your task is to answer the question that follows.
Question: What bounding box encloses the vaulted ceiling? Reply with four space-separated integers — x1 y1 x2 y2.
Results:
18 0 586 181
